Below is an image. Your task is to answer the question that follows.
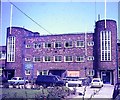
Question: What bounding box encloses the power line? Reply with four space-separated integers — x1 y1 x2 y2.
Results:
8 0 52 34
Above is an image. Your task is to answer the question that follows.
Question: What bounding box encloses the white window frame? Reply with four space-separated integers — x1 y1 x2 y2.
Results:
43 56 51 62
100 31 111 61
0 51 6 60
87 56 94 61
25 44 31 48
54 42 62 48
64 56 73 62
7 36 16 62
64 41 73 48
25 69 31 75
76 40 84 47
44 42 52 48
76 56 84 62
87 69 94 76
25 57 31 62
118 66 120 78
54 56 62 62
33 56 41 62
33 43 41 49
88 41 94 46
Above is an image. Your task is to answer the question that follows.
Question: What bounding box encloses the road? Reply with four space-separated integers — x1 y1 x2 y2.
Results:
67 84 114 99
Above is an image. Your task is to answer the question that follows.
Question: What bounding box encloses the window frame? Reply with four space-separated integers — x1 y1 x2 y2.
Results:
54 56 62 62
64 56 73 62
76 56 84 62
76 40 84 47
64 41 73 48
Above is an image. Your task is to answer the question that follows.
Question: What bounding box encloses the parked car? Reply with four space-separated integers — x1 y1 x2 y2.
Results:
0 76 9 88
90 78 103 88
112 83 120 100
35 75 65 87
8 77 29 85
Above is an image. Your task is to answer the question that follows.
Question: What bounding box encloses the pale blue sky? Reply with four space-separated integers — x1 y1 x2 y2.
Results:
1 1 118 46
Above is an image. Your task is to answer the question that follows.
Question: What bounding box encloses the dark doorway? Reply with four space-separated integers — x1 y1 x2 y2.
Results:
101 71 112 84
49 70 66 77
3 69 15 80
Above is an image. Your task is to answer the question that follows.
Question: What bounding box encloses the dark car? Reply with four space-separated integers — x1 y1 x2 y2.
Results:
112 83 120 100
0 76 9 88
35 75 65 87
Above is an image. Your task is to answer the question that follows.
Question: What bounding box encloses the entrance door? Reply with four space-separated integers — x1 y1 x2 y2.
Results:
49 70 65 77
101 71 112 84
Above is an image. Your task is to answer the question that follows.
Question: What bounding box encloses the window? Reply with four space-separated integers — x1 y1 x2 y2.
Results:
65 41 73 48
44 42 51 48
7 36 15 62
55 42 62 48
88 41 94 46
76 56 84 62
0 68 2 76
25 44 31 48
34 43 41 49
87 56 94 61
33 56 41 62
65 56 73 62
87 69 94 76
0 51 6 60
44 56 51 62
118 66 120 78
54 56 62 62
76 41 84 47
25 57 31 61
42 70 48 75
25 69 31 75
100 31 111 61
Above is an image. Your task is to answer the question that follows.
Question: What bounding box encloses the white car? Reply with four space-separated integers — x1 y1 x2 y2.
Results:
8 77 29 85
91 78 103 88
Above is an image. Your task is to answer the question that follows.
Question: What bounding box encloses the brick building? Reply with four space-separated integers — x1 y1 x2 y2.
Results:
0 46 6 76
1 19 118 85
118 40 120 82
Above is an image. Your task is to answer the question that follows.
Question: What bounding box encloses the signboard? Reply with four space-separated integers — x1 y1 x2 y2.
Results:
25 63 33 69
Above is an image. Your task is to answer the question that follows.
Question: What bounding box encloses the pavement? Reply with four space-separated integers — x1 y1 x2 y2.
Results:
67 84 114 99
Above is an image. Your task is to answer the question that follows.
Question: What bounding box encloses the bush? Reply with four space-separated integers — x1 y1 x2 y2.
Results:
36 86 70 99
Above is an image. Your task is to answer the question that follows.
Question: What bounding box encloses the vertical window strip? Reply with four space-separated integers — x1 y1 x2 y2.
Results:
100 31 111 61
7 36 15 62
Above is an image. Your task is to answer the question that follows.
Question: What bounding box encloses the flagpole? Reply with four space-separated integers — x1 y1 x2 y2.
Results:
10 4 13 34
105 0 106 29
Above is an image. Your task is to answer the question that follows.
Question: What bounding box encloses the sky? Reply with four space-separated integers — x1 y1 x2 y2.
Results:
0 0 119 46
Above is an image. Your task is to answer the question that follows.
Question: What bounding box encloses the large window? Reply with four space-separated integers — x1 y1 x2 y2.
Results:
100 31 111 61
7 36 15 62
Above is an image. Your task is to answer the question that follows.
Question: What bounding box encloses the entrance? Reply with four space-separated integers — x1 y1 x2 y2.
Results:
101 71 112 84
3 69 15 80
49 70 66 77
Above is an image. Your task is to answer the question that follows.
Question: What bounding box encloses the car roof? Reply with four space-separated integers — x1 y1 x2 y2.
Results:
92 78 101 80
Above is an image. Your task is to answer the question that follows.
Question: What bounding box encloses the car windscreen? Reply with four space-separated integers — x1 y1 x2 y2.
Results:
12 77 17 80
93 80 100 82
